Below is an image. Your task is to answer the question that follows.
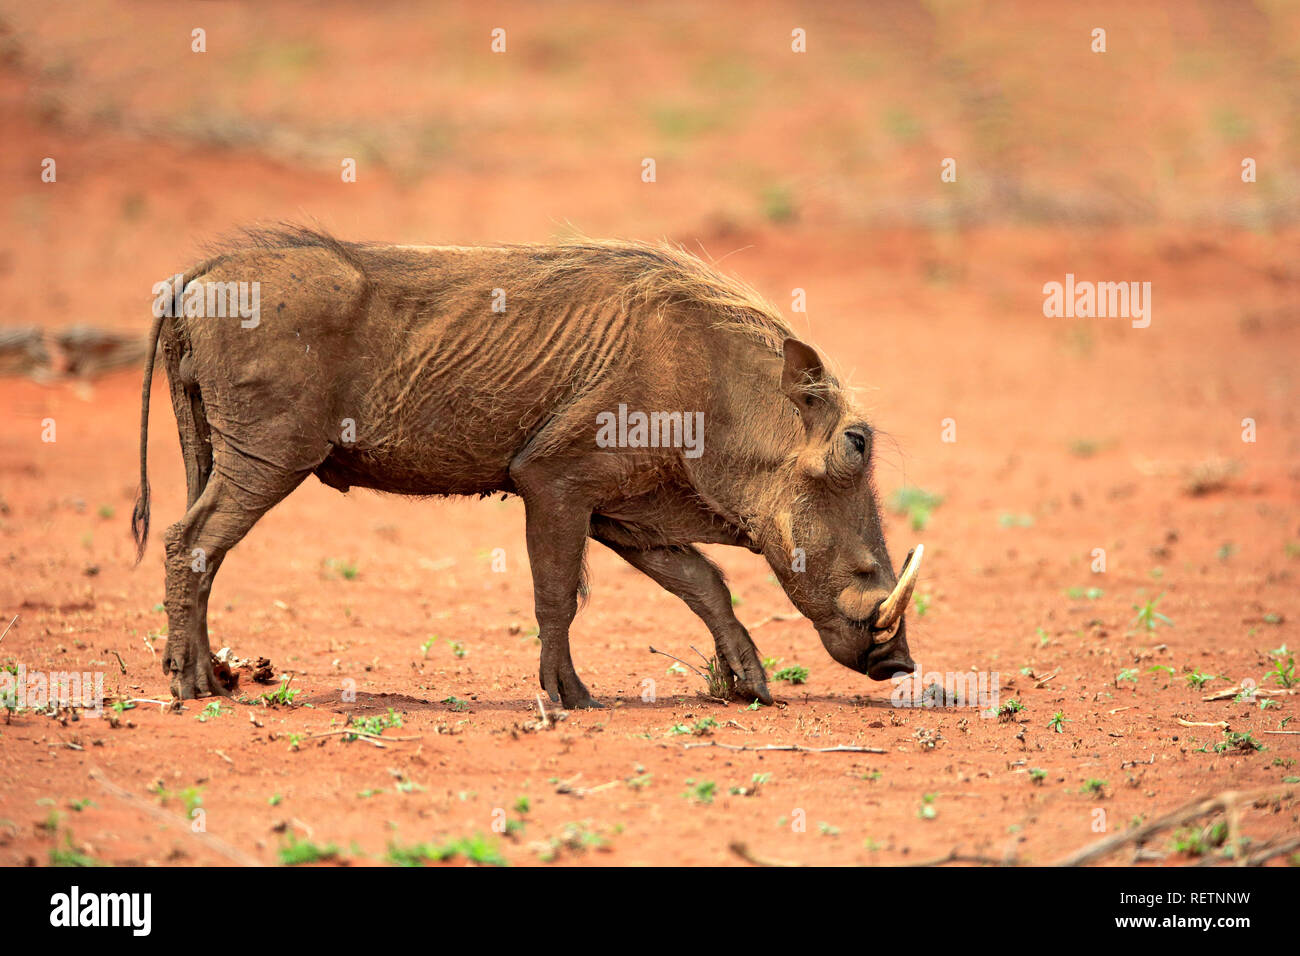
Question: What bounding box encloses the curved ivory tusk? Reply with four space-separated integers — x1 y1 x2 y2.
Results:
872 544 924 640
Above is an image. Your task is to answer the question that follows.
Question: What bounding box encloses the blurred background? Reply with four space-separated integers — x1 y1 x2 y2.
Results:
2 0 1297 322
2 0 1297 635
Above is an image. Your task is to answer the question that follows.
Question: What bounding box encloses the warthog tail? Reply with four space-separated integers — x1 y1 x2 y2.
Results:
131 308 167 565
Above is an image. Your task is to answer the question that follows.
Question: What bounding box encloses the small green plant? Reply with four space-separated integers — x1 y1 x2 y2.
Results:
690 717 718 737
772 665 809 685
1185 670 1218 689
49 831 100 867
1267 653 1296 689
1047 711 1069 733
1082 778 1107 796
730 773 770 796
684 779 717 804
532 822 612 862
889 487 943 531
450 641 467 659
1065 586 1104 600
260 677 300 706
1213 731 1264 754
279 833 340 865
441 696 469 712
759 183 796 224
345 708 403 741
702 655 732 699
1132 593 1173 632
1029 768 1047 785
324 557 359 580
150 783 204 817
998 698 1024 721
420 636 437 657
917 793 937 820
196 701 226 723
914 593 932 617
1171 821 1226 857
387 834 507 867
1116 668 1138 686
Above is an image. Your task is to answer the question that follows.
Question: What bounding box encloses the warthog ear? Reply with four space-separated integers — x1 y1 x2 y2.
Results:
781 338 823 395
781 338 834 438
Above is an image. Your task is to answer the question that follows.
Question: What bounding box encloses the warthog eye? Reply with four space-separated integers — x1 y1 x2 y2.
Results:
845 430 867 459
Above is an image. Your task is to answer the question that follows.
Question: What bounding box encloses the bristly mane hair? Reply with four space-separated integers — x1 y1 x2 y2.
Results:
204 224 799 354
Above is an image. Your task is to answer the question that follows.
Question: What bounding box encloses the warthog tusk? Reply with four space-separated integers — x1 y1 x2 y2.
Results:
872 544 924 642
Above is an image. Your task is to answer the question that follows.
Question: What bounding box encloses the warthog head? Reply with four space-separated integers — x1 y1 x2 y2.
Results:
754 338 921 681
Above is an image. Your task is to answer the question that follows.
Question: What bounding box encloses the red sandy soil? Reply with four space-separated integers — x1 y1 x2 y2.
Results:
0 1 1297 866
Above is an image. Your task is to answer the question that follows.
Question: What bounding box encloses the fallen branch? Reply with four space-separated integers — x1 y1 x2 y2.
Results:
683 741 885 754
1203 684 1296 701
89 767 263 867
1054 786 1295 867
0 614 17 645
302 728 422 743
1245 835 1300 866
730 842 1011 867
1177 717 1228 729
730 841 801 866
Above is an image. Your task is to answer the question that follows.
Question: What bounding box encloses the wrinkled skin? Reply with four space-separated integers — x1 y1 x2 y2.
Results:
133 230 916 707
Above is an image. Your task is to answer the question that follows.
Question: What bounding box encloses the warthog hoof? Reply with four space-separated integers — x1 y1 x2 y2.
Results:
541 661 604 709
165 654 232 701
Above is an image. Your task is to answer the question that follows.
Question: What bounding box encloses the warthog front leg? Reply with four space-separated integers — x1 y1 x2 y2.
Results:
598 540 773 705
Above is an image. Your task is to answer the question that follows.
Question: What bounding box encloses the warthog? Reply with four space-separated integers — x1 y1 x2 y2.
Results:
133 228 922 707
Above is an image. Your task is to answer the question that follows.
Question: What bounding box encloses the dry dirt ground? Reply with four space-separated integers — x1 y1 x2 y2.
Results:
0 1 1297 866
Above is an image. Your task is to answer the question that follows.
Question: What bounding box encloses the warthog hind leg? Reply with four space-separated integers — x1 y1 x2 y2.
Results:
161 466 304 700
509 447 607 709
